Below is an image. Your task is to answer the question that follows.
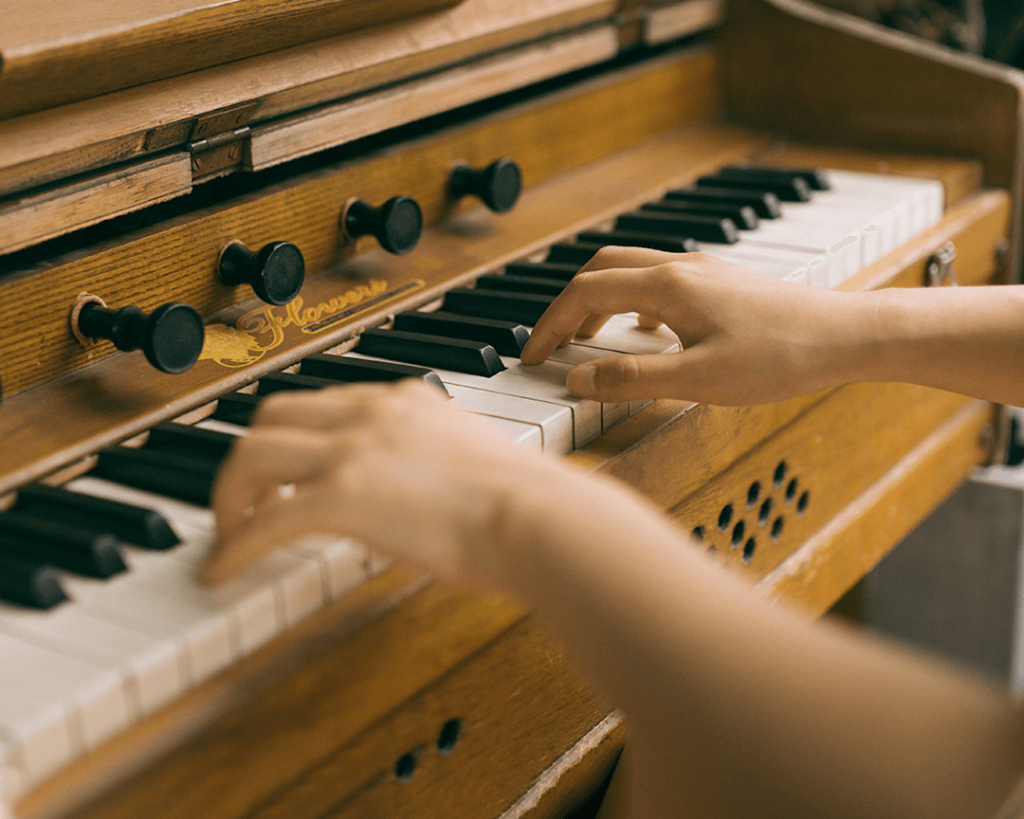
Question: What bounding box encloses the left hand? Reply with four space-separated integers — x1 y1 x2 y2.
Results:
206 379 570 584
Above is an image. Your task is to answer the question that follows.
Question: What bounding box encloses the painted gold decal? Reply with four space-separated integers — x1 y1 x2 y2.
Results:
201 279 424 368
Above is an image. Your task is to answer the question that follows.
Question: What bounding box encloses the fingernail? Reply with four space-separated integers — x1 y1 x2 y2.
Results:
567 364 597 398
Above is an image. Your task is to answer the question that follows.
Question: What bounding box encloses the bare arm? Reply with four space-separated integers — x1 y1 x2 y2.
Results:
520 248 1024 407
208 381 1024 819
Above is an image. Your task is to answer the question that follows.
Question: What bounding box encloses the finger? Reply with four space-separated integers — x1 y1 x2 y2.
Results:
576 313 613 339
251 382 388 430
205 480 347 584
577 246 681 273
212 427 340 537
522 267 677 364
565 349 712 403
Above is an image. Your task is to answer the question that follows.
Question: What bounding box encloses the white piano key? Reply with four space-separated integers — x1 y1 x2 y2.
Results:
479 414 545 447
436 357 602 448
569 313 681 357
446 383 574 455
288 536 370 600
0 631 130 755
0 601 183 717
0 688 75 785
196 417 250 437
546 344 629 429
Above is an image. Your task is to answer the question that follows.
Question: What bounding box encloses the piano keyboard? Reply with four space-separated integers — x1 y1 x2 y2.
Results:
0 165 945 806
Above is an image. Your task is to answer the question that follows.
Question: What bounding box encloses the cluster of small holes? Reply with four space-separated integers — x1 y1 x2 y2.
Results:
393 719 463 783
689 460 811 564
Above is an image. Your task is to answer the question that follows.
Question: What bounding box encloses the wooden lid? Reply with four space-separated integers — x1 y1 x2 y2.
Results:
0 0 461 119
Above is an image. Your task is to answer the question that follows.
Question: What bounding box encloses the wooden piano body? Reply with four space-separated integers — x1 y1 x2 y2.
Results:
1 0 1023 816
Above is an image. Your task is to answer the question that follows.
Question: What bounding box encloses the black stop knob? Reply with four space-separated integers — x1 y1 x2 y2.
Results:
219 240 305 306
78 302 204 374
449 159 522 213
343 196 422 255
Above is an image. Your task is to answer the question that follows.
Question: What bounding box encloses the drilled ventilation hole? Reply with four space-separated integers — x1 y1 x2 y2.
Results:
758 498 772 526
731 520 745 548
395 752 416 782
718 504 733 531
691 526 705 542
742 538 756 564
785 478 798 503
771 516 785 541
797 491 810 516
746 481 761 507
773 461 788 489
437 719 461 754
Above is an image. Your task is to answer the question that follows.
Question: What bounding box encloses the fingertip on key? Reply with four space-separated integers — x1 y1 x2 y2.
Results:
567 364 598 399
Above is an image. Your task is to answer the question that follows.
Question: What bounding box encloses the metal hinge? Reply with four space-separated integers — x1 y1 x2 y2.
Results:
188 103 258 181
926 241 958 287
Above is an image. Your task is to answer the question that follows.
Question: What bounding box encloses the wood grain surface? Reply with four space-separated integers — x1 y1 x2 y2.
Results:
0 0 463 119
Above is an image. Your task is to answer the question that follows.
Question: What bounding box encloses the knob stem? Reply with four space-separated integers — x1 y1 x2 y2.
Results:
449 158 522 213
219 240 305 305
343 196 422 255
77 302 204 374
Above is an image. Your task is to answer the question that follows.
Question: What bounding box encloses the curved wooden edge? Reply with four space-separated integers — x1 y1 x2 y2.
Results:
720 0 1024 279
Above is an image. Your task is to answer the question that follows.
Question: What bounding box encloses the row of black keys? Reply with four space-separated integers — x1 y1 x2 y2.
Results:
1 166 829 609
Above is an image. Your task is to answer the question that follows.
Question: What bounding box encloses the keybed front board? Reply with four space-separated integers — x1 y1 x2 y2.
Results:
0 162 952 806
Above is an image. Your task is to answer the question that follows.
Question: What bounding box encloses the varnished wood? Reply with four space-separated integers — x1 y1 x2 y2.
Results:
760 399 996 613
0 1 619 200
721 0 1024 278
0 0 463 119
5 11 1021 818
0 47 724 406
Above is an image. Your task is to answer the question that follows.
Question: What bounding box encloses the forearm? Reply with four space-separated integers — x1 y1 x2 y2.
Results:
838 285 1024 406
478 470 1024 819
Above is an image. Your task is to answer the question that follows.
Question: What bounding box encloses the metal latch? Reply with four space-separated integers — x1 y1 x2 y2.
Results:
926 242 958 287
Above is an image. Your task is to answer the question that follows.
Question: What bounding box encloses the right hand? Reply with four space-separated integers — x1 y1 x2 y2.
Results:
520 248 867 406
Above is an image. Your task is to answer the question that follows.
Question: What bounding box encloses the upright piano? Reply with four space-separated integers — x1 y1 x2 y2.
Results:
2 0 1023 816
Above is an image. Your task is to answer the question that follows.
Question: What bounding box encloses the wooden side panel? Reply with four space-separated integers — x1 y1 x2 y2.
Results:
720 0 1024 277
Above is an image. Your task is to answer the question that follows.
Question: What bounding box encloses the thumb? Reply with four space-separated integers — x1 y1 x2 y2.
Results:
566 351 697 403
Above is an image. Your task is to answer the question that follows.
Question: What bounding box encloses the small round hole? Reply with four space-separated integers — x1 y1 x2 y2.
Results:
731 520 745 547
691 525 705 542
395 751 417 782
437 719 461 754
797 491 810 516
742 538 756 564
771 516 785 541
773 461 788 489
707 543 717 553
785 478 798 502
718 504 733 531
746 481 761 507
758 498 772 526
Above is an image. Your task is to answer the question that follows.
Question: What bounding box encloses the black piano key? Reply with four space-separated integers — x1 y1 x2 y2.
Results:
0 513 127 579
146 422 236 466
695 173 811 203
92 446 217 507
356 328 504 377
212 392 263 427
503 261 579 282
575 231 700 253
13 484 180 551
615 211 739 244
300 354 449 394
442 288 555 326
641 200 760 230
258 371 340 395
475 274 567 297
544 243 605 265
0 555 67 609
392 311 530 358
718 164 830 191
664 187 782 219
